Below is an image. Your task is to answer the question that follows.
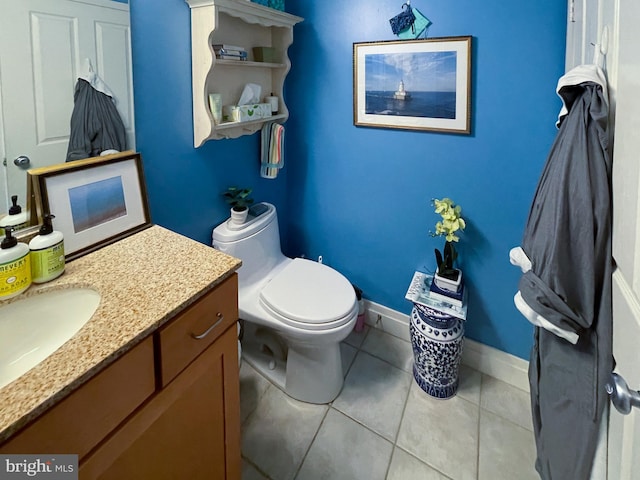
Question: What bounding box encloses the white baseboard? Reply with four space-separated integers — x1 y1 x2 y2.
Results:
364 300 530 392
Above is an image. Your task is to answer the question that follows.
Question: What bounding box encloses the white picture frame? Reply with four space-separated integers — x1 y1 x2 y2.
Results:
353 36 472 134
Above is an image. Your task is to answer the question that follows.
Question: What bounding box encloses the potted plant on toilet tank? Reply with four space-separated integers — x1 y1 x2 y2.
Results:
223 186 254 224
431 197 465 293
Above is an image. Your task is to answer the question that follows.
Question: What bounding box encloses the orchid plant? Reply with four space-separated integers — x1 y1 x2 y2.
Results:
431 198 466 280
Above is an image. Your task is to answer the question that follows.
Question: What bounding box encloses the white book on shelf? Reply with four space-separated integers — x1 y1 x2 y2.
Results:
216 54 248 61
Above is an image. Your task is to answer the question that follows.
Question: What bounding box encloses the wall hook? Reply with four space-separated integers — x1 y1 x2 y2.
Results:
590 26 609 69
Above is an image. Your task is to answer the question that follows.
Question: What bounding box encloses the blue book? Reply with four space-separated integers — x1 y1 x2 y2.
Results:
428 277 464 307
405 272 468 320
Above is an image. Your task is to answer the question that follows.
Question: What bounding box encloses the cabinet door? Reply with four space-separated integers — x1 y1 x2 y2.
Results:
0 338 155 459
79 326 240 480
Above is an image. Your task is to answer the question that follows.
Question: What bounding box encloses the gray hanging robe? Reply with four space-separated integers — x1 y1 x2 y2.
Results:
510 64 613 480
66 78 126 162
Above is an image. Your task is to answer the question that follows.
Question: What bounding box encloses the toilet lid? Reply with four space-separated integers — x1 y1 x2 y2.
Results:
259 258 356 326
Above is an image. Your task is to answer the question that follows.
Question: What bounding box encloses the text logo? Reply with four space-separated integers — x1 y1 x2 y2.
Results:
0 455 77 480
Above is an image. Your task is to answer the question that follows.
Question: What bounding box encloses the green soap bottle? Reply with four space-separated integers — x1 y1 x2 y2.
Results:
29 214 65 284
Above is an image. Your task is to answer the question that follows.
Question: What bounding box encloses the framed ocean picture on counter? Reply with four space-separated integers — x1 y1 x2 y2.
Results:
28 151 151 261
353 36 472 134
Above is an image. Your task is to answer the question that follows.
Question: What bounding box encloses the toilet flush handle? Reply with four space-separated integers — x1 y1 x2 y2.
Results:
191 312 224 340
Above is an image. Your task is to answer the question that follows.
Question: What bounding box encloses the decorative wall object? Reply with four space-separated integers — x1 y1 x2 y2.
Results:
353 36 472 134
28 151 151 260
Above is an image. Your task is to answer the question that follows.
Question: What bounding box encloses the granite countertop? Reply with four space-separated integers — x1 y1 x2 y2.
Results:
0 225 241 442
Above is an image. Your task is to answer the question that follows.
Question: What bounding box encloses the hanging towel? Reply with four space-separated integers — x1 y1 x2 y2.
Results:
260 122 285 179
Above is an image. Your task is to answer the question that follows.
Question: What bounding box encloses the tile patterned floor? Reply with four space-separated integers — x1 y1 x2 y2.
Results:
240 325 539 480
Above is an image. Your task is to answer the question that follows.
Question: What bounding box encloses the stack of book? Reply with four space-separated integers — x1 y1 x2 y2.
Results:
405 271 467 320
428 276 464 307
213 44 247 61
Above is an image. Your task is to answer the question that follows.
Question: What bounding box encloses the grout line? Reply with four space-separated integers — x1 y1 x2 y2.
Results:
479 406 535 433
352 348 410 377
241 455 274 480
239 363 273 428
392 366 412 445
391 446 455 480
341 344 358 378
292 406 331 479
327 405 395 449
383 367 415 479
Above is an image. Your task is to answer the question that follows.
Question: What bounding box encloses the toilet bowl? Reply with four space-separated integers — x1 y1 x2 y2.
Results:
213 203 357 404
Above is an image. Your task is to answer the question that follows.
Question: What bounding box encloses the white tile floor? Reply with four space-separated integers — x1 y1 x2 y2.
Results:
240 325 539 480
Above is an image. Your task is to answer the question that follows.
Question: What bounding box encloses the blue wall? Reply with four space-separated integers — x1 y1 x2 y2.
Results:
131 1 566 360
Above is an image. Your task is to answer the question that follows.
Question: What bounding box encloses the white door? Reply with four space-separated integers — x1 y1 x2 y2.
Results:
0 0 134 213
606 0 640 476
568 0 640 477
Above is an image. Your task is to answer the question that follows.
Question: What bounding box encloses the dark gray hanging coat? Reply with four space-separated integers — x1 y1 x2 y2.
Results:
66 78 126 162
511 64 613 480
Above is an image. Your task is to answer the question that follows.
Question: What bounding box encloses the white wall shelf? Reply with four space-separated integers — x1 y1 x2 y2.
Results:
185 0 303 145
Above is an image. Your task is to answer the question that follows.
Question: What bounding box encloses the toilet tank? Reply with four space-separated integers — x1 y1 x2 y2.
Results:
212 203 286 287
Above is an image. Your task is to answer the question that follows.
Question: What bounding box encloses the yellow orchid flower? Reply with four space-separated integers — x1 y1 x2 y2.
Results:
430 198 466 276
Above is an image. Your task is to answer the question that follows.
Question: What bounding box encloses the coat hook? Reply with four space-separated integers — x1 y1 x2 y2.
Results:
590 26 609 69
600 26 609 55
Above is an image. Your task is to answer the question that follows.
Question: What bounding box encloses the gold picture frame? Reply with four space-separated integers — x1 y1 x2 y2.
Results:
28 151 151 261
353 36 472 134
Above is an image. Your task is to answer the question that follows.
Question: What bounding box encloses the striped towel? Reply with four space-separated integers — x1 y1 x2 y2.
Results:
260 122 285 179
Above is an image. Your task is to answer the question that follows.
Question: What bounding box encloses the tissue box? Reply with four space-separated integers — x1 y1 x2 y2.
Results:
223 104 272 123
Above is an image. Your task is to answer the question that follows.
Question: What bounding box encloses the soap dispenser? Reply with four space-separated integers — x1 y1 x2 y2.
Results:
0 195 29 234
29 213 65 284
0 226 31 299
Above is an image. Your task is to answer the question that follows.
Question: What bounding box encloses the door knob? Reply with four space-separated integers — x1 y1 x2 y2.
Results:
606 372 640 415
13 155 30 168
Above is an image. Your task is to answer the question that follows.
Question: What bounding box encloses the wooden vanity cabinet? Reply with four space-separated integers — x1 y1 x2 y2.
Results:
80 325 240 479
80 273 241 479
1 274 241 480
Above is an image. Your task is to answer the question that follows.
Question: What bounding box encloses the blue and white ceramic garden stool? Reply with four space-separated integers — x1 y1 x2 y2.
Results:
410 303 465 399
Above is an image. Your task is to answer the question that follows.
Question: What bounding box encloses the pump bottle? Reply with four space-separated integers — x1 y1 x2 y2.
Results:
0 196 29 234
0 226 31 299
29 214 65 284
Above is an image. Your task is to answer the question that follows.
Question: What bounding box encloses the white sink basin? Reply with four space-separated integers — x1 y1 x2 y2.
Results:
0 288 101 389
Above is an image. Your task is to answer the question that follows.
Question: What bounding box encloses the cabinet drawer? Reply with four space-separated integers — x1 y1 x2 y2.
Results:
0 337 155 459
158 274 238 387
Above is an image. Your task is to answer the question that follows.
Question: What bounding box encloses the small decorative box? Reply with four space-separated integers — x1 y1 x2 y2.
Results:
222 104 272 123
251 0 269 6
253 47 277 63
268 0 285 11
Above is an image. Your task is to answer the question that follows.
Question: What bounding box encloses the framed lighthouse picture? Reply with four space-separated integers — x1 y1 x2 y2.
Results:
353 36 472 134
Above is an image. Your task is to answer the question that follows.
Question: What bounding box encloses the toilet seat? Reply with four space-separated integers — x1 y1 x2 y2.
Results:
259 258 357 331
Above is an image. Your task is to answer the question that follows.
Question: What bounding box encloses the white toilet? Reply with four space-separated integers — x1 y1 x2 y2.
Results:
213 203 358 404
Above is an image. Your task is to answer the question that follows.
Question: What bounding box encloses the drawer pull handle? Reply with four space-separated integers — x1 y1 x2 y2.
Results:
191 312 224 340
